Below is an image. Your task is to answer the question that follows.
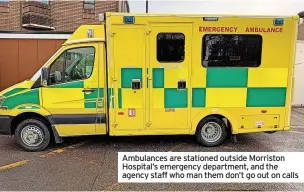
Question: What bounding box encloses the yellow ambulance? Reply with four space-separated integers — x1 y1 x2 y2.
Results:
0 12 300 151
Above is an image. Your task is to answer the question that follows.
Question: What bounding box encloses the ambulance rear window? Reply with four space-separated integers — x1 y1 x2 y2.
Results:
157 33 185 62
202 34 262 67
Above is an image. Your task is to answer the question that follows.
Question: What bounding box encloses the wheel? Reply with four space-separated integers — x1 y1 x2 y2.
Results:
195 116 227 147
14 118 51 152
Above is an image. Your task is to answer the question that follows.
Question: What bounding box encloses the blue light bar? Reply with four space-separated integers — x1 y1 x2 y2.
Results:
124 16 135 24
274 18 284 26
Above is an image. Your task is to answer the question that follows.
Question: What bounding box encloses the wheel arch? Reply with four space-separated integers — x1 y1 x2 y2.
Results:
190 108 239 135
10 109 63 144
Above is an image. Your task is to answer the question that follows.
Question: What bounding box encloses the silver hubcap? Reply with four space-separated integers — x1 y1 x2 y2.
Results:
21 125 44 147
201 122 222 143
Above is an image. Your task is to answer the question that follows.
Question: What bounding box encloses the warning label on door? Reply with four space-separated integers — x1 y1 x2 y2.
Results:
128 108 136 117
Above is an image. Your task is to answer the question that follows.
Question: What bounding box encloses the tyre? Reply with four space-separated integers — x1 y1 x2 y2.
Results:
14 118 51 152
195 116 227 147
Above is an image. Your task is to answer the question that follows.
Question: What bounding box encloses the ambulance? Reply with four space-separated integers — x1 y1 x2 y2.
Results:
0 12 301 151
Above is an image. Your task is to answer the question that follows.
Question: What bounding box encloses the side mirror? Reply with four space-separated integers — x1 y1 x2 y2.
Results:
41 67 49 87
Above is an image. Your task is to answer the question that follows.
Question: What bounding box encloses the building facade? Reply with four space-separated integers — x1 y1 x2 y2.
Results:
0 0 129 32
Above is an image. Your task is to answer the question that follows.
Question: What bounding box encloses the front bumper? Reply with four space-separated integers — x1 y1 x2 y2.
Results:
0 115 13 135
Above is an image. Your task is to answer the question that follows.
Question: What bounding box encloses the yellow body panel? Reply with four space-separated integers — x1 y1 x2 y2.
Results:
56 124 96 137
240 114 280 129
149 108 189 129
42 88 84 110
96 124 107 134
192 67 207 88
152 89 164 108
10 105 51 117
64 25 105 42
284 17 298 131
114 109 145 130
206 88 247 108
121 89 143 108
248 68 289 87
164 67 189 88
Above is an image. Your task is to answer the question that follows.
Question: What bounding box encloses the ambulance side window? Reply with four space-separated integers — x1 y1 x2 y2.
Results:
48 47 95 85
202 34 262 67
157 33 185 62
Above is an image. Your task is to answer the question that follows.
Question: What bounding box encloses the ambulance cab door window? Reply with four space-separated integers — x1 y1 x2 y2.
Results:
48 47 95 85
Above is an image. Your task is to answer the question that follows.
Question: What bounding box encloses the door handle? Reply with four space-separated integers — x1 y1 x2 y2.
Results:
177 80 186 90
132 79 141 90
82 88 96 93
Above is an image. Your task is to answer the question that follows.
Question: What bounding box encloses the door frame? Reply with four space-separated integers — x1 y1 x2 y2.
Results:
110 24 148 131
41 42 101 136
146 22 193 130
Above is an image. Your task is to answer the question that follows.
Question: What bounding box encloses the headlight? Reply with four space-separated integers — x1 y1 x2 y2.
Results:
0 97 5 106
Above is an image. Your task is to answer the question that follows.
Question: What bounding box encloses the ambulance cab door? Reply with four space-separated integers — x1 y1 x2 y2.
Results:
148 24 192 130
41 43 99 136
111 25 147 131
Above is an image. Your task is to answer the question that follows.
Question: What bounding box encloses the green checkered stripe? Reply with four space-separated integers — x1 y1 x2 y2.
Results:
152 68 188 108
191 68 286 108
119 67 287 109
119 68 188 109
117 68 143 108
1 68 287 110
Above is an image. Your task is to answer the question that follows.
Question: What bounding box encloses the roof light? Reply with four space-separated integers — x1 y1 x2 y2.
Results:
124 16 135 24
273 18 284 26
87 29 94 38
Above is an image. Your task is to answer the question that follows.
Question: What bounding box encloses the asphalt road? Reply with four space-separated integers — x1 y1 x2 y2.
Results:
1 109 304 191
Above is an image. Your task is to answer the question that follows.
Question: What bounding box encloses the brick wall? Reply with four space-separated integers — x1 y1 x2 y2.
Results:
0 1 21 31
51 0 119 32
0 0 125 32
